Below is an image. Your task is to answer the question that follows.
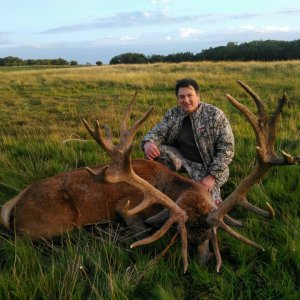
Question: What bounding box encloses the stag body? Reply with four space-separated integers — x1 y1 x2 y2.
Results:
0 159 213 242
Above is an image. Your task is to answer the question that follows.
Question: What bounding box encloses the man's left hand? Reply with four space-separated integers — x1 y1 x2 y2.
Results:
199 175 216 192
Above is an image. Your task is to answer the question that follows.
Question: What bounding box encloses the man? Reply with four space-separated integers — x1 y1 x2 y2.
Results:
142 78 234 205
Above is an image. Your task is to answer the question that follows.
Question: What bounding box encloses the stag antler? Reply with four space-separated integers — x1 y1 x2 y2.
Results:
206 81 300 272
81 93 189 272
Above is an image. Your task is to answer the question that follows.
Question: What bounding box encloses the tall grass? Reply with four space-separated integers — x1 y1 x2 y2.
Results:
0 61 300 299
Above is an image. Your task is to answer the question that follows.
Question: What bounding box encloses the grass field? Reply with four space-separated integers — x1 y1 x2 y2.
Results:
0 61 300 299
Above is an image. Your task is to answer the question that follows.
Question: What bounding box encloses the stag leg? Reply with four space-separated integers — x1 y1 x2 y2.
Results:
117 210 152 239
195 239 213 265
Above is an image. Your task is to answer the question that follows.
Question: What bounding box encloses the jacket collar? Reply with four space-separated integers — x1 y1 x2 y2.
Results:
178 102 203 119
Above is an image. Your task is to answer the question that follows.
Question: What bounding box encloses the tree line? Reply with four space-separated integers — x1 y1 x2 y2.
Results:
0 57 78 67
110 39 300 64
1 39 299 66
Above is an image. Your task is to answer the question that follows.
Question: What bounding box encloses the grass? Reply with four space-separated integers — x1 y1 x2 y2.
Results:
0 61 300 299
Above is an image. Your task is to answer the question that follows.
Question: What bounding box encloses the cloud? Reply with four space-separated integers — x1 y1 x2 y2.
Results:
42 10 267 34
0 31 13 45
260 26 290 33
279 8 300 14
240 24 290 34
150 0 173 3
240 24 256 31
120 36 137 42
0 31 11 35
179 28 205 38
43 11 174 33
230 13 265 19
0 39 10 45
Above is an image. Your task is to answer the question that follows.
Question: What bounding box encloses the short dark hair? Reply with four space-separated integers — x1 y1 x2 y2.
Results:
175 78 200 97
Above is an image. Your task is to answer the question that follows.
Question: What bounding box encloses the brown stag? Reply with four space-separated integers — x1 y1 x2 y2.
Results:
1 82 299 272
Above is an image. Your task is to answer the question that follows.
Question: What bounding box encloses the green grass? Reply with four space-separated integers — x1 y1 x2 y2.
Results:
0 61 300 299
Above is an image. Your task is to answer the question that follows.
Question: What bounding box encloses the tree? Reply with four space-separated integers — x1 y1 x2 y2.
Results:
70 60 78 66
110 53 147 64
147 54 165 63
51 58 69 65
0 56 24 66
96 60 103 66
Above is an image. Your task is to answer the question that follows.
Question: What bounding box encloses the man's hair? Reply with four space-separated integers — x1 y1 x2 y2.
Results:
175 78 200 97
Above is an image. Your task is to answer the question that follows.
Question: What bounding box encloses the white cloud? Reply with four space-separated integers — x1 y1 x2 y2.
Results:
143 11 151 17
239 24 290 34
150 0 173 4
43 10 293 35
261 26 290 33
120 36 136 42
279 8 300 15
240 24 255 31
179 28 204 38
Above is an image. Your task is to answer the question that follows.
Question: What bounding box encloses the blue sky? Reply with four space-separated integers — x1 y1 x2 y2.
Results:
1 0 300 64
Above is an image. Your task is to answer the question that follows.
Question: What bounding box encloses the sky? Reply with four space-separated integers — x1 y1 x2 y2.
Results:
1 0 300 64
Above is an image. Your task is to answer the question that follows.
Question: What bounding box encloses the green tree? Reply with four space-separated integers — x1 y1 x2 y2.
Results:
110 53 147 64
70 60 78 66
0 56 24 66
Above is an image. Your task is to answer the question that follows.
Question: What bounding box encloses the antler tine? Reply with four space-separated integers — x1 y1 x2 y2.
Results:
209 205 266 273
81 117 114 156
219 220 265 250
237 80 267 122
226 93 262 147
282 151 300 164
118 93 154 160
121 91 138 132
124 107 154 146
102 124 113 141
118 106 154 172
240 200 275 218
130 211 188 273
270 93 288 125
268 93 288 145
209 221 264 273
225 94 259 132
210 226 222 272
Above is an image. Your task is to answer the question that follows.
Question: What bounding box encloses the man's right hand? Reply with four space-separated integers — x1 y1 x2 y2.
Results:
144 142 161 160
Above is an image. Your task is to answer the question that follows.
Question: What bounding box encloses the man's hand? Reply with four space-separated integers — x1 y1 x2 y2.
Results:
144 142 160 160
199 175 215 192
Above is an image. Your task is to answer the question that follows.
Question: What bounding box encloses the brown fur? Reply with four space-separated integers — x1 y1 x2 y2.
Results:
0 159 214 241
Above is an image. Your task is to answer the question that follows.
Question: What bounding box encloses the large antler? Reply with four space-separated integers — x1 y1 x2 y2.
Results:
207 81 300 272
81 93 189 272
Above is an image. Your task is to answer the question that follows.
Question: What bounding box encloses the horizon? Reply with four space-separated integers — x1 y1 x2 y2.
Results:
1 0 300 64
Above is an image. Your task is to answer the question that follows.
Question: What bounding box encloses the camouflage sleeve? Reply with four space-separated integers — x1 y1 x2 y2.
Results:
207 112 235 180
141 108 175 150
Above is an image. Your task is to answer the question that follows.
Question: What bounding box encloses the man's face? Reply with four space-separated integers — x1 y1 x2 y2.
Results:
177 85 200 113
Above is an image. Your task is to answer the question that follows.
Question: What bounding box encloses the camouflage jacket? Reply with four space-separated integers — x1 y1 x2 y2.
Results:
141 102 235 190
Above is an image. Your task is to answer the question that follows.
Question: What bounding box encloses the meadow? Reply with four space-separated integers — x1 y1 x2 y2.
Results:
0 61 300 299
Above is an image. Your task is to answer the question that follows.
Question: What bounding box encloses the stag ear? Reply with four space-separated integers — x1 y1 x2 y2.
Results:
144 208 170 228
